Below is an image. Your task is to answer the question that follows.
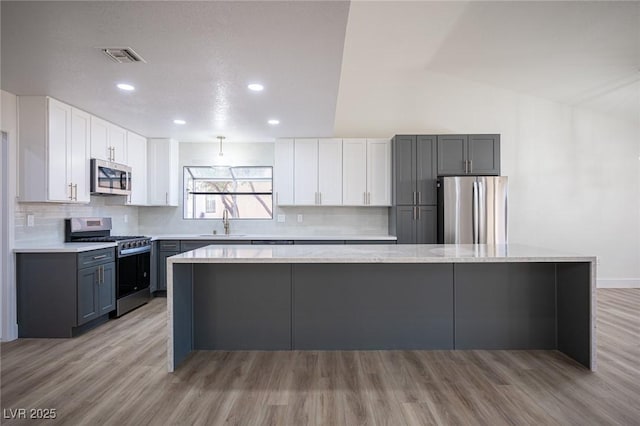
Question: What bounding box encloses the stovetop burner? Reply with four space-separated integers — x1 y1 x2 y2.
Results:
75 236 147 242
65 218 151 257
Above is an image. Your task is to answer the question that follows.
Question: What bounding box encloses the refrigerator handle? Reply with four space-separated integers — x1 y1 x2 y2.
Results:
472 181 479 244
478 180 486 244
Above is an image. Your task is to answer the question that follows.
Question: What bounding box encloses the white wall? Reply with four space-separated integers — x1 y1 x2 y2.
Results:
335 71 640 287
138 142 389 236
1 90 18 340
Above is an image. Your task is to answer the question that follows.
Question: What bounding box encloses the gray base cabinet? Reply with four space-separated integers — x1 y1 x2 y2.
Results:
172 261 593 371
293 264 453 350
17 248 116 337
77 262 115 325
390 205 437 244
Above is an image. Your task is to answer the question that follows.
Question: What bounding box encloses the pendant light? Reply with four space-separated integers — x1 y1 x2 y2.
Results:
217 136 225 157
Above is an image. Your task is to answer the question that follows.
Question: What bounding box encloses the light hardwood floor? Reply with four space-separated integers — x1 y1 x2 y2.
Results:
1 289 639 425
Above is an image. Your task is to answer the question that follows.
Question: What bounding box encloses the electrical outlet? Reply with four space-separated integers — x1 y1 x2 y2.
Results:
277 214 286 223
123 214 128 223
297 214 303 223
27 214 35 227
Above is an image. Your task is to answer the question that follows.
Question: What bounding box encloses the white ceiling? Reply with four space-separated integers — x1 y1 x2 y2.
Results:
1 1 349 142
2 1 638 143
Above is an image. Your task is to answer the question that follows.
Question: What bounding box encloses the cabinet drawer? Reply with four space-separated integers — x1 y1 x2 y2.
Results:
159 241 181 251
78 248 116 268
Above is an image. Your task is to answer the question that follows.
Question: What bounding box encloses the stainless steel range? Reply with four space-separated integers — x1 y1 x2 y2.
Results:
65 217 151 317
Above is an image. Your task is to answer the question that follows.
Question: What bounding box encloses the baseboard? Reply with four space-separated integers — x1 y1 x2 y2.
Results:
597 278 640 289
1 323 19 342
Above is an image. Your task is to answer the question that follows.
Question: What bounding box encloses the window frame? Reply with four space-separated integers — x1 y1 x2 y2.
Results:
183 165 274 220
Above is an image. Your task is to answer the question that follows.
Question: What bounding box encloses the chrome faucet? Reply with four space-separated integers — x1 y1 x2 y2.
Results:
222 208 230 235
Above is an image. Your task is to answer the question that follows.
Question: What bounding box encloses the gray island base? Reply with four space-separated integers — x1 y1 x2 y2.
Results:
167 244 596 372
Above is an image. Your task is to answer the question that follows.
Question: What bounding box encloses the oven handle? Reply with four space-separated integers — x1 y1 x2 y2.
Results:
119 245 152 257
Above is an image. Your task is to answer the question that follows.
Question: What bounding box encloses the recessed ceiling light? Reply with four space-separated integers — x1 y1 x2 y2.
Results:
268 119 280 125
173 119 186 125
247 83 264 92
116 83 135 91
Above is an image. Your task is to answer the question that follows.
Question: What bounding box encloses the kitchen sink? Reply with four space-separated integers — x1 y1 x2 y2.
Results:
198 234 247 237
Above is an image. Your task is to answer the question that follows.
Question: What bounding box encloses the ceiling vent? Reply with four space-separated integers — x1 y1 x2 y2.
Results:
100 47 146 64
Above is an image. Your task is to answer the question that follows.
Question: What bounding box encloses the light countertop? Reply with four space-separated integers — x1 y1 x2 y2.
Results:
151 234 397 241
167 244 597 264
14 242 117 253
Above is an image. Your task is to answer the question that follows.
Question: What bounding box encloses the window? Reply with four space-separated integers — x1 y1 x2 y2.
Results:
183 166 273 219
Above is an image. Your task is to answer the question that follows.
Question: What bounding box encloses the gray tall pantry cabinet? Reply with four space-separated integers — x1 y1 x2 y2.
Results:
390 134 501 244
389 135 438 244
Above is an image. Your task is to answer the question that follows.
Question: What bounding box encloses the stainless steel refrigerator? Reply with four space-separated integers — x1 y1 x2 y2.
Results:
438 176 508 244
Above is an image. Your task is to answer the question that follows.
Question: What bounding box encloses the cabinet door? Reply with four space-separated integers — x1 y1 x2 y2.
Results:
392 136 416 205
342 139 367 206
90 116 110 161
70 108 90 203
99 263 116 314
367 139 391 206
109 124 127 164
293 139 318 205
393 206 416 244
416 206 437 244
47 98 72 202
77 266 99 325
274 139 294 205
158 251 179 290
147 139 179 206
317 139 342 205
126 132 147 205
416 136 437 205
468 134 500 175
437 135 468 175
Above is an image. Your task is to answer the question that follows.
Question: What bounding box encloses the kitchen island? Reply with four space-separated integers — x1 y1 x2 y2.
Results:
167 244 596 372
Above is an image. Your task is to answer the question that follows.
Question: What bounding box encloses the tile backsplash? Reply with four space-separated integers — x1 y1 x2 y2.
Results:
15 197 139 244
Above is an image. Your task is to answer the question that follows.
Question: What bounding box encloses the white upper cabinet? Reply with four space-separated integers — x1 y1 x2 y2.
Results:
342 138 391 206
317 139 343 205
366 139 391 206
126 132 147 205
90 117 127 164
18 96 90 203
293 138 319 205
277 137 388 207
147 138 179 206
70 108 91 203
292 138 342 206
342 139 367 205
90 116 110 161
274 139 294 205
109 125 127 164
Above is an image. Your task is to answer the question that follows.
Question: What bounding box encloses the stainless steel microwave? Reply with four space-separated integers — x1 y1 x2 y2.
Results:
90 159 132 196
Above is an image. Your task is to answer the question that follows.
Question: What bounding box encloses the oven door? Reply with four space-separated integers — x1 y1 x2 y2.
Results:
117 252 150 299
91 159 131 195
